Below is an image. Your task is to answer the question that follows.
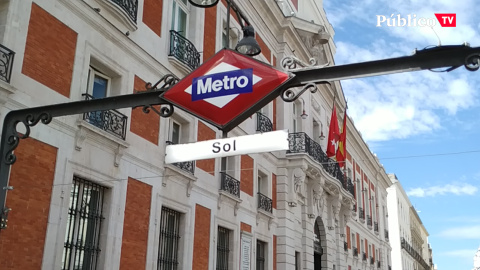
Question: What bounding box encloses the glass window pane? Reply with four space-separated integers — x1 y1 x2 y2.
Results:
178 9 187 35
92 75 108 98
171 2 177 30
172 122 180 144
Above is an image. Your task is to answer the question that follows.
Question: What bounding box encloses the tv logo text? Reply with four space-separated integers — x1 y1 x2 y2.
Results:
376 13 456 27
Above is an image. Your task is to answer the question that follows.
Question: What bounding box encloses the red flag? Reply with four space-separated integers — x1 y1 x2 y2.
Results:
326 105 339 157
336 110 347 167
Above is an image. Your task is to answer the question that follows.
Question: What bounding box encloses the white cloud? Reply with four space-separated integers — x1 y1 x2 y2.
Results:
439 226 480 239
407 183 478 197
442 249 478 258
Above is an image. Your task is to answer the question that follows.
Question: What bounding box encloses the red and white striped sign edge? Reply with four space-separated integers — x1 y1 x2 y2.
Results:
162 49 290 128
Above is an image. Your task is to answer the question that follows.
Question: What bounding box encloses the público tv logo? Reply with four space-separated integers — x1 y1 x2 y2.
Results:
191 69 253 101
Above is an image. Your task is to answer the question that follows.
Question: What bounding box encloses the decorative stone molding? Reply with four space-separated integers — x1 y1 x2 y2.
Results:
256 209 275 230
218 190 242 216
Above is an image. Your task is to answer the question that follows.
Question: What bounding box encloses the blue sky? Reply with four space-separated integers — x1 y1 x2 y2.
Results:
323 0 480 269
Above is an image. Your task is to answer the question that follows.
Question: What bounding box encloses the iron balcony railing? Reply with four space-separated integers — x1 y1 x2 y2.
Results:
257 192 273 213
0 44 15 83
256 112 273 133
377 260 381 268
169 30 200 71
388 266 391 270
374 222 379 232
370 257 374 265
220 172 240 198
362 252 367 261
165 141 195 174
82 94 127 140
401 237 430 269
110 0 138 22
287 132 354 196
344 241 348 251
353 247 358 257
352 203 357 213
385 229 389 240
359 207 365 220
367 215 372 226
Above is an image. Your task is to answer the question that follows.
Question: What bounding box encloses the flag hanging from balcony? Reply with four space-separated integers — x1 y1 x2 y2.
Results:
336 109 347 167
326 104 339 157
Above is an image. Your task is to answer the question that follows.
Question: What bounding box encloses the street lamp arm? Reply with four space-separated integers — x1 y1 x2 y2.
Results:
289 44 480 86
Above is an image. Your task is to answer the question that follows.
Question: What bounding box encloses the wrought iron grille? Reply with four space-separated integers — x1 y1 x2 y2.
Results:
400 237 430 269
367 215 372 226
110 0 138 22
347 177 355 196
169 30 200 70
377 260 381 268
359 207 365 219
352 203 357 213
362 252 367 261
158 207 181 270
257 192 273 213
256 112 273 133
344 241 348 251
374 222 379 232
82 94 128 140
62 176 106 270
165 141 195 174
0 44 15 83
353 247 358 257
256 240 266 270
370 257 374 265
220 172 240 198
385 229 389 240
217 227 230 270
287 133 351 193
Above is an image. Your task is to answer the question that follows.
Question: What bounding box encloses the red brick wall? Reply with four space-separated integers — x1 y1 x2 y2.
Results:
143 0 163 36
273 235 277 270
0 138 57 270
240 222 251 233
272 173 277 209
22 3 77 97
120 178 152 270
240 155 253 196
291 0 298 10
272 55 277 67
196 121 216 175
365 239 368 257
346 226 351 249
192 204 211 270
356 233 360 250
130 75 160 145
255 34 271 62
203 5 217 61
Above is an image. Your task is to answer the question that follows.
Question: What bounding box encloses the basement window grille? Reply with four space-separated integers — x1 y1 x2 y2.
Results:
158 207 181 270
217 226 231 270
62 176 106 270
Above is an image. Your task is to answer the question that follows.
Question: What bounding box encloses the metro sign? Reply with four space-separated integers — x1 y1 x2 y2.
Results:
162 49 292 131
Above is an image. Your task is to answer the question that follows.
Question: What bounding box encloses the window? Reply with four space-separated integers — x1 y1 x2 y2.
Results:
170 121 181 144
62 176 107 270
295 251 301 270
87 67 110 99
257 170 268 195
158 207 181 270
256 240 267 270
217 227 231 270
222 21 239 49
171 0 188 36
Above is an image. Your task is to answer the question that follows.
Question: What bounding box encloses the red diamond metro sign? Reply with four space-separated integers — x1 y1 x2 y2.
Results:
162 49 292 132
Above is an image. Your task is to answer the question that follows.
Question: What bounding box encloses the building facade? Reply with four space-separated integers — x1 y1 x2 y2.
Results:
0 0 391 269
387 174 434 270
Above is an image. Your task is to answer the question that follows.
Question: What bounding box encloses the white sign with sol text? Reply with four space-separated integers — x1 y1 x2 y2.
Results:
164 130 289 164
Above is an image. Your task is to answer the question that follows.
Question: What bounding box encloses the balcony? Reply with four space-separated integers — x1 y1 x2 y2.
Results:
377 260 381 268
82 94 127 140
256 112 273 133
388 266 391 270
257 192 273 213
287 132 354 196
370 257 374 265
220 172 240 198
385 229 389 240
353 247 358 257
362 252 367 261
344 241 348 252
401 237 430 269
0 44 15 83
367 215 372 228
374 221 379 233
359 207 365 221
110 0 138 22
166 141 195 174
169 30 200 71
